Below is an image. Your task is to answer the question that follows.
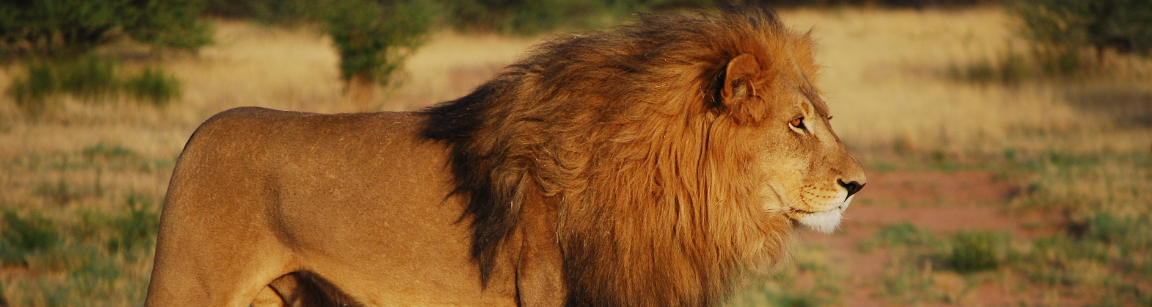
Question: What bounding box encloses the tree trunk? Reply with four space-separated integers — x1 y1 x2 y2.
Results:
347 74 377 112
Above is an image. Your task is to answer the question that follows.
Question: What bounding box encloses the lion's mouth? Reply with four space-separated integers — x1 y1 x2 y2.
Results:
787 199 853 234
789 208 820 215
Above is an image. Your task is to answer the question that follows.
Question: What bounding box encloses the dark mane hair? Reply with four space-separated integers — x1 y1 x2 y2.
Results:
421 7 813 306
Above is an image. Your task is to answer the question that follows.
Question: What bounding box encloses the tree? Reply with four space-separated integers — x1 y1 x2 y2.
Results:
0 0 212 60
1013 0 1152 67
323 0 432 103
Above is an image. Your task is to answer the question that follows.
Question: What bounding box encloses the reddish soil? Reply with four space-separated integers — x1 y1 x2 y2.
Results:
792 170 1049 306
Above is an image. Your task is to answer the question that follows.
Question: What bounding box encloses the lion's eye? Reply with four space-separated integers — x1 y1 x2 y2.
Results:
789 117 806 131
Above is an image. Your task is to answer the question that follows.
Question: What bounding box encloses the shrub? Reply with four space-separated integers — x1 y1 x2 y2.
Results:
324 0 433 87
105 193 159 256
1085 212 1150 251
1012 0 1152 71
125 66 181 106
202 0 322 24
0 0 212 59
445 0 711 35
7 62 57 116
5 57 183 114
876 222 935 246
120 0 214 52
947 46 1033 85
948 231 1003 273
0 210 61 266
58 56 119 101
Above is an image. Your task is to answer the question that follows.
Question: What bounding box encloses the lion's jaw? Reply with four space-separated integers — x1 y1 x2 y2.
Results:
789 194 854 234
758 180 851 234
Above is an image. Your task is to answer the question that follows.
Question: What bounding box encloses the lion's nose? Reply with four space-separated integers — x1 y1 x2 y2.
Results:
837 179 864 198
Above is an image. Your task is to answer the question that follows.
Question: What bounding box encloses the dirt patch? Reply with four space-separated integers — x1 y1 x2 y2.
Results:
792 170 1045 307
857 170 1014 206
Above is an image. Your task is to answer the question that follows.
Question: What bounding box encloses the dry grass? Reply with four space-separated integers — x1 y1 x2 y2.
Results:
2 7 1151 306
785 9 1082 154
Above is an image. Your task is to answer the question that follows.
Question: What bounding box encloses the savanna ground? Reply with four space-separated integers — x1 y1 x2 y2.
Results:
2 7 1151 307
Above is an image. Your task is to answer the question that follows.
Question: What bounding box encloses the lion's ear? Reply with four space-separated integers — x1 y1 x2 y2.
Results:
721 53 760 107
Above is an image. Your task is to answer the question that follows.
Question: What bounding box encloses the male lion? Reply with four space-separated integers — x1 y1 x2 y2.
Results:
145 8 865 307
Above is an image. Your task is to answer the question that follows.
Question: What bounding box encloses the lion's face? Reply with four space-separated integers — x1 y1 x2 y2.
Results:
756 91 866 234
721 53 867 234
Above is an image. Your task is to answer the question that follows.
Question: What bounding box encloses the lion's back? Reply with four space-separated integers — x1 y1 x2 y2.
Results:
158 106 469 266
149 107 511 304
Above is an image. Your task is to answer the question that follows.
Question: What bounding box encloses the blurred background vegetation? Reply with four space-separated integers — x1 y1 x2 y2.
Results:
1 0 1151 306
2 0 1151 111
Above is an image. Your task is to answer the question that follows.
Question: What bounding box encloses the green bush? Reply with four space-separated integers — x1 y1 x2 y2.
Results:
0 210 61 266
948 231 1003 273
445 0 709 35
7 62 58 116
202 0 322 24
5 57 183 114
121 0 214 51
0 0 212 59
125 66 181 106
105 193 159 256
1085 212 1150 251
325 0 433 86
947 46 1033 85
876 222 935 246
1012 0 1152 71
58 56 119 100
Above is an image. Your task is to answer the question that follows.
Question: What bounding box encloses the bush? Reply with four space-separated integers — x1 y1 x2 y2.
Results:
7 62 58 116
105 193 159 256
5 57 183 114
0 210 61 266
202 0 322 24
324 0 433 86
1012 0 1152 67
947 46 1033 85
125 66 181 106
120 0 214 52
445 0 710 35
948 231 1003 273
0 0 211 59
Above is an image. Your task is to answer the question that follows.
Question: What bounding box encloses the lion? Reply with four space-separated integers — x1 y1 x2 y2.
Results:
144 8 865 307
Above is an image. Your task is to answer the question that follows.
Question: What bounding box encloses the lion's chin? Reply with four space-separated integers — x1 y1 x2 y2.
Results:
794 210 842 234
793 196 854 234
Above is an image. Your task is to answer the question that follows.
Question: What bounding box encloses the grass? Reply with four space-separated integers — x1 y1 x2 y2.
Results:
5 57 183 116
0 210 61 266
947 231 1004 273
946 44 1032 86
0 6 1151 307
124 67 181 107
731 244 844 307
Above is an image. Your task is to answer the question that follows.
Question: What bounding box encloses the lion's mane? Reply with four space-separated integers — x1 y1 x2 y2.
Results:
422 8 813 306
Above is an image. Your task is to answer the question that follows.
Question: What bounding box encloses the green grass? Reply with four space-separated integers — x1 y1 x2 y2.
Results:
0 210 61 266
859 148 1152 305
947 46 1033 86
5 57 183 115
1 193 158 306
105 192 160 256
732 244 844 307
947 231 1005 273
124 67 181 107
859 222 944 253
1 140 166 305
7 61 59 116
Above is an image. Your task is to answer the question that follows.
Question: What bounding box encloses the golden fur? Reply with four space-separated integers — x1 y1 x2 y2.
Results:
145 8 865 307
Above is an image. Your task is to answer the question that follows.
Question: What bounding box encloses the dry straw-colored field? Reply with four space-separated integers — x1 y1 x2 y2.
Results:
1 7 1150 306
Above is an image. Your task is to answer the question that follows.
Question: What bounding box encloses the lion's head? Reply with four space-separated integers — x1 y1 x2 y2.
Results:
422 8 865 306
